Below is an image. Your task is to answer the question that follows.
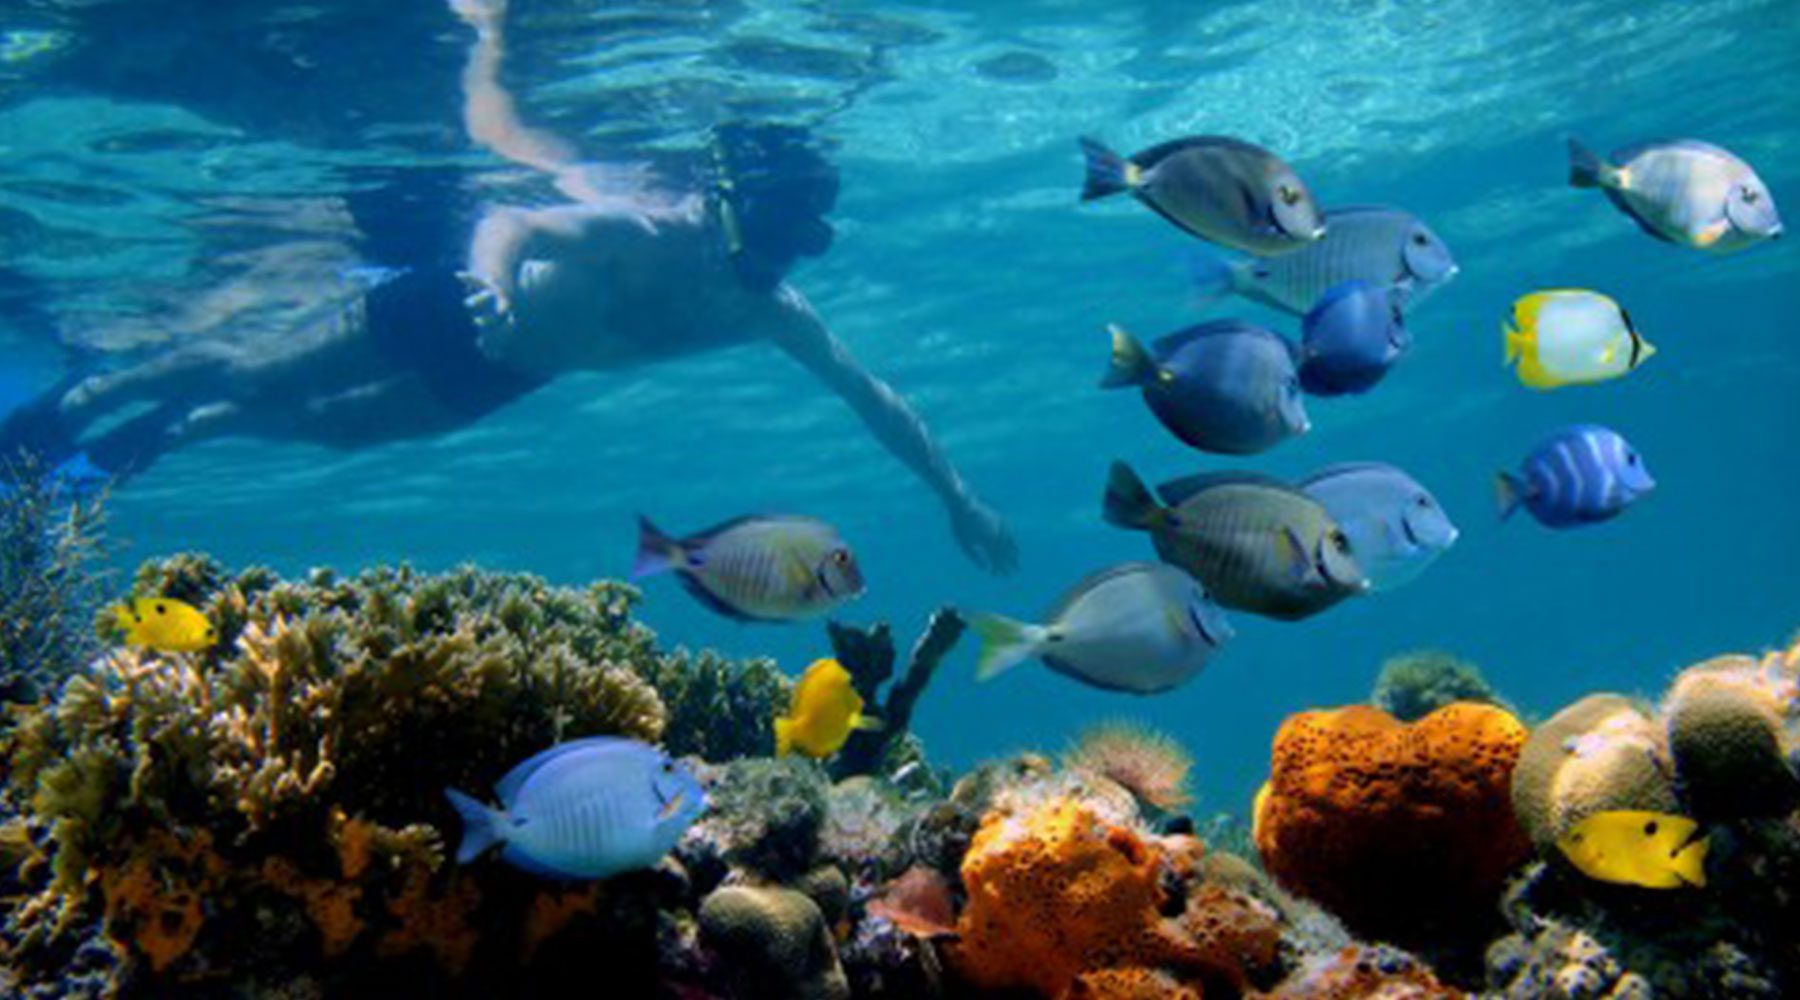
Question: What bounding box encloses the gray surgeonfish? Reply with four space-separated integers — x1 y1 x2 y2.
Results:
1080 135 1326 256
1191 205 1459 314
1102 462 1367 621
970 562 1233 694
1569 138 1782 252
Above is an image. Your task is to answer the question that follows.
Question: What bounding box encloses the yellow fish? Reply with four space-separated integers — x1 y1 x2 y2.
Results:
1503 289 1655 390
1557 809 1708 889
113 597 217 653
774 658 881 759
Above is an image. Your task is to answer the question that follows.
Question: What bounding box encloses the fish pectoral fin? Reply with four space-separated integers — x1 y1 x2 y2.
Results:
1694 219 1729 248
853 714 884 732
1276 528 1311 581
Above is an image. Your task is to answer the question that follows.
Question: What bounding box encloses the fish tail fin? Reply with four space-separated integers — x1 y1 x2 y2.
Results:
853 713 884 732
1567 138 1607 189
1502 322 1523 365
632 515 681 579
1184 248 1238 307
1078 137 1132 201
111 603 137 640
774 717 794 757
970 613 1046 681
443 787 503 864
1102 461 1161 531
1495 472 1525 522
1099 324 1158 389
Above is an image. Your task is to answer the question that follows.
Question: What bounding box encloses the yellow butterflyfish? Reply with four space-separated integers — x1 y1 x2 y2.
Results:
112 597 217 653
1502 289 1655 390
1557 809 1708 889
774 658 881 759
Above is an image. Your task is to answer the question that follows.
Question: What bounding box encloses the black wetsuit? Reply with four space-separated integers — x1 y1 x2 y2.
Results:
363 266 547 421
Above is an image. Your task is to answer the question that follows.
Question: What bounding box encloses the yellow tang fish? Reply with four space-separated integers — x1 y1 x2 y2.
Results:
113 597 217 653
1557 809 1708 889
774 658 881 759
1503 289 1655 390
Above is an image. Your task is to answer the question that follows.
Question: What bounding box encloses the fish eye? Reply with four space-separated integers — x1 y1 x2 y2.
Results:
1626 452 1639 466
831 549 851 566
1411 232 1429 246
1331 530 1350 553
1415 495 1432 508
1644 820 1658 835
155 603 167 615
1742 186 1760 204
1278 185 1301 207
662 759 675 773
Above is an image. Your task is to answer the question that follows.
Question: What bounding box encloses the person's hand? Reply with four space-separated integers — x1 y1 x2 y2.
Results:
458 270 516 346
950 498 1019 575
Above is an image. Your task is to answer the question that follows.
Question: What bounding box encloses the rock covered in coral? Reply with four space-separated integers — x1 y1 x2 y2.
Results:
949 797 1288 999
1661 652 1800 821
682 757 828 886
1511 694 1679 849
699 884 850 1000
1062 720 1193 815
1268 944 1464 998
1252 702 1530 953
0 557 792 994
1370 648 1510 723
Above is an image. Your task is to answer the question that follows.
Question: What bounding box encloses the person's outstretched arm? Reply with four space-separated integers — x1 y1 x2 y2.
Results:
765 287 1017 575
448 0 576 175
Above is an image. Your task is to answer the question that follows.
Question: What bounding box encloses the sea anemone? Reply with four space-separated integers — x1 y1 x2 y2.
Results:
1063 720 1194 812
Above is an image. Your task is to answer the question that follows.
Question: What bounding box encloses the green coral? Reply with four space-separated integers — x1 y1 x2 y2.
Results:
646 648 789 762
691 757 829 883
0 453 109 702
0 556 784 991
1371 649 1510 723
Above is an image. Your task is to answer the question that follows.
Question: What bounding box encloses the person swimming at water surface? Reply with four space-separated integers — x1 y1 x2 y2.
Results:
0 0 1018 574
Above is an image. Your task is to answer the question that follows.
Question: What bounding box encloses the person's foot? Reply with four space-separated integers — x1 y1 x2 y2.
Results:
951 499 1019 575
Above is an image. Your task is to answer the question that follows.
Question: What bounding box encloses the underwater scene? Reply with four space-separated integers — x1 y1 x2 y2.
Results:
1 0 1797 996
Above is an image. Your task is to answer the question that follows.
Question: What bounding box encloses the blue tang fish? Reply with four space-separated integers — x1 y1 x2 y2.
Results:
1497 425 1654 528
1300 463 1457 591
1297 281 1410 396
1101 319 1309 455
445 737 706 880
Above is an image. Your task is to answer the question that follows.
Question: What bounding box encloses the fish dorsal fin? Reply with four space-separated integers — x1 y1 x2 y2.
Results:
1046 562 1168 619
687 514 789 544
1127 135 1249 169
1296 462 1401 489
495 736 640 807
1151 319 1280 356
1157 471 1297 507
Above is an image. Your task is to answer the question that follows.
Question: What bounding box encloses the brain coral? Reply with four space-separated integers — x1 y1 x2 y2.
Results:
1510 694 1678 848
950 797 1283 999
1252 702 1530 949
1661 653 1800 821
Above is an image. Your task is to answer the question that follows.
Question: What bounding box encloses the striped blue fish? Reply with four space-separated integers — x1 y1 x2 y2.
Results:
445 737 707 880
1497 425 1654 528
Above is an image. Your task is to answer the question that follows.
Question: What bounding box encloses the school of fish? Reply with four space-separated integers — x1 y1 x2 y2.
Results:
106 126 1780 886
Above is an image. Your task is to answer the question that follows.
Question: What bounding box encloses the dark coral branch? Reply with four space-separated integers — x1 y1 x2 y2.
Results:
831 608 963 779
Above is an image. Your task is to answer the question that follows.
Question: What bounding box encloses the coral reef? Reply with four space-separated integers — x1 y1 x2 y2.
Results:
1252 702 1531 956
1490 635 1800 999
682 757 829 885
0 453 109 703
1266 944 1464 999
1370 648 1510 723
826 608 964 779
0 557 788 994
1063 720 1193 814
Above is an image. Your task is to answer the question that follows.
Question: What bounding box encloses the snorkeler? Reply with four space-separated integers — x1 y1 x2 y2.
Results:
0 0 1017 574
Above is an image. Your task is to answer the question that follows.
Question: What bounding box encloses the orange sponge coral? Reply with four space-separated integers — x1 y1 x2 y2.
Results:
951 798 1282 999
1253 702 1530 949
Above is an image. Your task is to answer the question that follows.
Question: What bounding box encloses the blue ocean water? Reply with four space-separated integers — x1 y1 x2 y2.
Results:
0 0 1795 818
